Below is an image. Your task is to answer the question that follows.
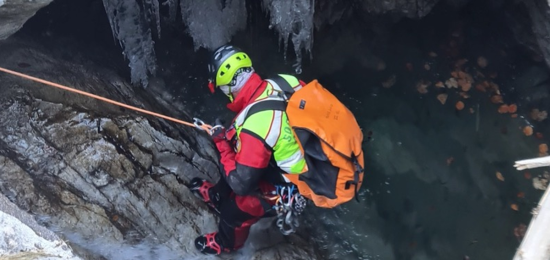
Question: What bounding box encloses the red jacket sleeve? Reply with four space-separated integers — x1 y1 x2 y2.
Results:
214 129 272 195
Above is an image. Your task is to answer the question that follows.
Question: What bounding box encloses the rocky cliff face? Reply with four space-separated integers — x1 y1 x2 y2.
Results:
0 0 53 40
0 39 319 259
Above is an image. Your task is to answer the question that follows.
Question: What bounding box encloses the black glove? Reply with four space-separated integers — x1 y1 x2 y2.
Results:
210 118 226 142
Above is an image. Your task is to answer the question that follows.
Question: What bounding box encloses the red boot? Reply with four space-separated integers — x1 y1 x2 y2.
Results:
188 178 221 214
195 232 230 255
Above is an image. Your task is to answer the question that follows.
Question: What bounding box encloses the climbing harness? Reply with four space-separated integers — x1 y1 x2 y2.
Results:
271 185 307 235
0 67 213 133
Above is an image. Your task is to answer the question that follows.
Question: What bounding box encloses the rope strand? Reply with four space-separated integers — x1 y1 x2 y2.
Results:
0 67 212 132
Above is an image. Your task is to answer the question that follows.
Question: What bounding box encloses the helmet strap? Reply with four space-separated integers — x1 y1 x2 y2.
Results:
227 86 234 102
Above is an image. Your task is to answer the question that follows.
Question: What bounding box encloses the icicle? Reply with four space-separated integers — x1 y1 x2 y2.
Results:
262 0 315 74
179 0 247 50
164 0 180 22
142 0 161 39
102 0 157 88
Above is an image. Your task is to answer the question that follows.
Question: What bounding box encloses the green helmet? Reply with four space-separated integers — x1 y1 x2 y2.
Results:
208 45 252 91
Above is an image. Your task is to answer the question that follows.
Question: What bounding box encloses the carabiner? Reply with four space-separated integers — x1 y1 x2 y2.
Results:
193 117 205 128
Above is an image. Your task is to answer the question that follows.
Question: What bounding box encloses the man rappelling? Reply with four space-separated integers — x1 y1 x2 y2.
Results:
190 44 365 255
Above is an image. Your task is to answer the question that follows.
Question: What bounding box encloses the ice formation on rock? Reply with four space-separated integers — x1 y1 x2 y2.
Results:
102 0 157 88
180 0 247 51
262 0 315 74
101 0 313 86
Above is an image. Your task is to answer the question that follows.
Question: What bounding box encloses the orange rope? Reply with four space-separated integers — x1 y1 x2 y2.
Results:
0 67 212 132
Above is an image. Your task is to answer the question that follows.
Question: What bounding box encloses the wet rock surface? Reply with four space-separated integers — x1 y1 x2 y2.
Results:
0 0 53 40
0 38 320 259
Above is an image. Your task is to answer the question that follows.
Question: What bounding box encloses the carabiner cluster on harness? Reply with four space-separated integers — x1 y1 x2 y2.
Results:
272 185 306 235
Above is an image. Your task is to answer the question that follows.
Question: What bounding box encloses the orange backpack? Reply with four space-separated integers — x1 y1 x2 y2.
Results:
245 75 365 208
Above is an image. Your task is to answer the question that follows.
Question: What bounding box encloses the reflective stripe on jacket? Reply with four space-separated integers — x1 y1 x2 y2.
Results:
233 74 306 174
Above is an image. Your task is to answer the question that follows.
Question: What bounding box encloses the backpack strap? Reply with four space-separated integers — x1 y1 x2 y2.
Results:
269 75 296 100
244 75 295 120
244 100 287 121
345 154 364 203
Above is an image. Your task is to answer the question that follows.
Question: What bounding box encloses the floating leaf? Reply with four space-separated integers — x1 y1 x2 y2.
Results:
458 78 472 92
533 177 547 190
382 74 396 88
437 94 448 105
459 92 470 99
510 204 519 211
508 104 517 113
445 78 458 88
435 81 445 88
477 56 488 68
455 101 465 111
455 58 468 68
490 95 503 104
496 171 505 181
476 82 489 92
416 80 430 94
424 63 431 71
514 223 527 241
530 109 548 122
498 105 509 114
523 126 533 136
511 114 518 118
451 71 459 78
447 157 454 166
539 143 548 154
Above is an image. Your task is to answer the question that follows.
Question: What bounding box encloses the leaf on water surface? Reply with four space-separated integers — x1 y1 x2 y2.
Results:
508 104 517 113
455 101 465 110
437 94 448 105
459 92 470 99
490 95 503 104
477 56 488 68
523 126 533 136
496 171 505 181
530 109 548 122
416 80 430 94
532 177 547 190
445 78 458 88
446 157 454 166
517 192 525 198
382 74 396 88
455 58 468 68
498 105 509 114
539 143 548 154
